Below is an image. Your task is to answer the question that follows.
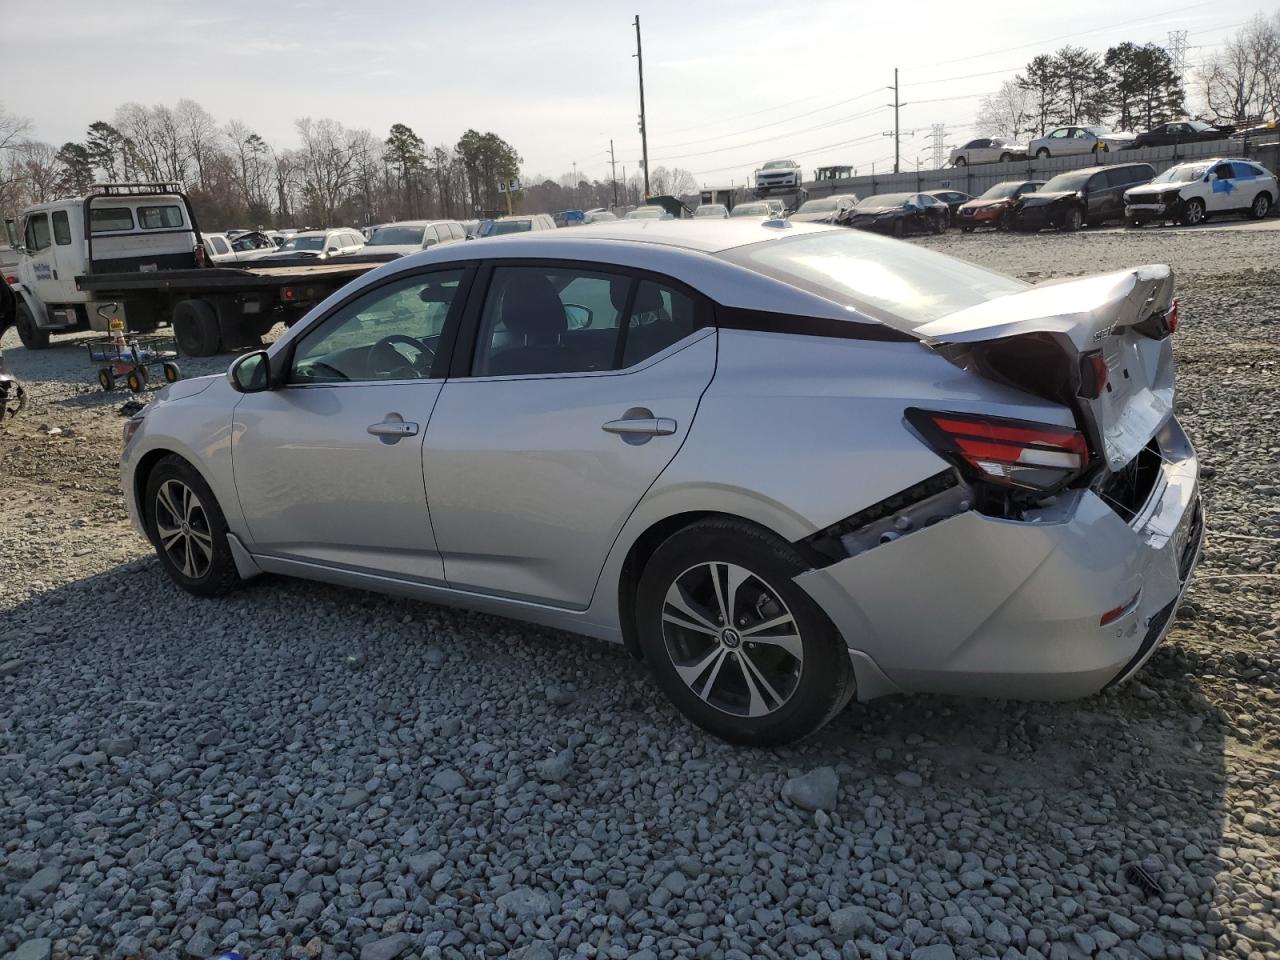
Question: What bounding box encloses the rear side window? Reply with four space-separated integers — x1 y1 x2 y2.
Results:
25 213 51 252
52 210 72 245
91 208 135 233
137 205 185 229
623 281 700 368
207 236 230 255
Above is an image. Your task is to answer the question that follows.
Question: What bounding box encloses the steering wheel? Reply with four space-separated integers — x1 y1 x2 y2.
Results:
369 334 434 379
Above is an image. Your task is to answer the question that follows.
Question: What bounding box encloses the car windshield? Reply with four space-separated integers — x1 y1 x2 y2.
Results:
719 230 1025 329
730 203 770 216
280 236 325 251
1188 121 1216 132
978 182 1022 200
762 161 794 169
1153 163 1212 183
1040 170 1092 192
797 199 838 213
694 205 726 216
368 225 427 245
1085 127 1109 136
627 207 664 219
856 194 912 208
488 219 533 234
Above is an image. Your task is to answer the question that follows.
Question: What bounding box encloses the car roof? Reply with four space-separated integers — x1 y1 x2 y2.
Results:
466 219 839 255
378 219 457 228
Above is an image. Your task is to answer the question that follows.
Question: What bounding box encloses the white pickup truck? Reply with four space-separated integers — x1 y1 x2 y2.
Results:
4 183 394 355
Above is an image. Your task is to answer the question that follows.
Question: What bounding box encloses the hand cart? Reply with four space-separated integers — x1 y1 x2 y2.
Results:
86 333 182 393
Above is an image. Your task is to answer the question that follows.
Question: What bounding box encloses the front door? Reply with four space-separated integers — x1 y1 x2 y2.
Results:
1206 160 1241 213
232 267 468 581
423 264 717 608
20 212 62 309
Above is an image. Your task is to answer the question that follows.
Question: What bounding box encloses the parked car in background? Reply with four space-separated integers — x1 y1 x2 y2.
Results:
202 232 271 264
1125 158 1276 226
789 194 859 223
763 198 786 219
949 137 1026 166
755 159 802 192
923 190 971 224
363 220 467 256
956 181 1044 232
728 202 773 219
1129 120 1234 150
1028 126 1136 159
479 214 558 235
1013 163 1154 231
624 206 669 221
845 193 947 236
585 209 618 223
460 219 481 237
251 228 366 261
693 204 729 219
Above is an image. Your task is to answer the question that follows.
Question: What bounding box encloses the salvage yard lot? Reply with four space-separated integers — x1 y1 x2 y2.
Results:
1 228 1278 959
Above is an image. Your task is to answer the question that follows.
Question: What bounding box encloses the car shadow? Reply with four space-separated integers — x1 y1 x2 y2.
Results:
1 561 1229 957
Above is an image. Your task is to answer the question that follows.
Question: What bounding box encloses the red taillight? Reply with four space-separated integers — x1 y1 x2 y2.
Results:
906 408 1091 491
1100 590 1141 626
3 275 16 286
1079 350 1108 399
283 288 295 300
1166 299 1179 333
194 243 207 269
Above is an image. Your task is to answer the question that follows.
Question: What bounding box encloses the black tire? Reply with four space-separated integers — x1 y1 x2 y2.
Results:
954 156 967 167
15 301 50 350
98 368 115 391
1062 206 1083 231
961 226 975 233
1181 198 1206 227
163 361 181 383
172 299 222 357
999 152 1012 162
1249 192 1271 220
1128 218 1143 229
891 219 905 238
144 455 240 597
126 368 146 393
635 518 854 746
1036 148 1050 160
929 215 945 235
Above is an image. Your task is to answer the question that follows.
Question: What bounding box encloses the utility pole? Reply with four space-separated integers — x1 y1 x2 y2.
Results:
609 140 618 208
885 67 904 174
1166 30 1188 83
930 123 946 170
633 15 650 198
571 161 578 206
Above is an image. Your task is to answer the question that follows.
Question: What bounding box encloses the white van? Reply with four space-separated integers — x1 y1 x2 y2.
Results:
4 183 200 348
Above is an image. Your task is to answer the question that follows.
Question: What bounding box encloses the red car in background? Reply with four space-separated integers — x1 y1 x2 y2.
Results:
955 180 1045 232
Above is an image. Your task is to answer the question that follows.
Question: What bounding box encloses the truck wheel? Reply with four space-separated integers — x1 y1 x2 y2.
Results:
172 299 222 357
15 302 50 350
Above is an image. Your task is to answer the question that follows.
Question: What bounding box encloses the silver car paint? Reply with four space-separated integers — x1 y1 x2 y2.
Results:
122 221 1199 705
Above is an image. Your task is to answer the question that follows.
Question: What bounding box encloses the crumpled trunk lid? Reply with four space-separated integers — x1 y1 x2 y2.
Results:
914 265 1177 472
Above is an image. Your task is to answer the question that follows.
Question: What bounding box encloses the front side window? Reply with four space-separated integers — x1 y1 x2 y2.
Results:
290 270 464 384
137 205 184 229
25 213 51 252
470 267 706 377
90 207 134 233
52 210 72 245
1049 128 1069 139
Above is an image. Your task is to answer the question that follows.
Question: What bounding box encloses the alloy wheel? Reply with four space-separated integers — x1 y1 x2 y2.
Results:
154 479 214 579
1254 194 1270 218
661 562 804 718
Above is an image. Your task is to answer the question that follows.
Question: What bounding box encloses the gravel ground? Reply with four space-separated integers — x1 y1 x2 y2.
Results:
1 227 1278 960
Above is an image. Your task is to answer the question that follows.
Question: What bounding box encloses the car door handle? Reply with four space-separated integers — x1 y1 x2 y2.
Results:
602 417 677 437
367 419 419 438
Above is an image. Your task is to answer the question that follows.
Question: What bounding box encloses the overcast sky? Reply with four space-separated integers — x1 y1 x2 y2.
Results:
3 0 1270 188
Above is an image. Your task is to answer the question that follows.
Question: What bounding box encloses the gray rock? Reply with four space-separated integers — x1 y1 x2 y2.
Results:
297 891 324 920
895 770 923 787
911 947 956 960
360 933 413 960
431 768 465 791
0 658 23 677
605 888 631 915
19 865 61 897
99 736 136 757
830 905 873 941
10 940 52 960
1108 912 1140 939
185 930 216 957
545 684 574 706
535 748 575 783
784 766 839 811
497 886 557 921
339 787 369 809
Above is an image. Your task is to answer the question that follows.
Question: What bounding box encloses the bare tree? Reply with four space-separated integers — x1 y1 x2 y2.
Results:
295 118 364 225
177 99 221 189
0 103 33 212
1197 14 1280 124
976 80 1035 139
13 141 65 204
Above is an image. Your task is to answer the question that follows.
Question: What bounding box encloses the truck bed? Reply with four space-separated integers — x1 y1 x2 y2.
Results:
75 255 396 296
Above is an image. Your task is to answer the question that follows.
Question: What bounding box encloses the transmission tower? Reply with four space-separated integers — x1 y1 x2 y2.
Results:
1166 30 1188 81
930 124 946 170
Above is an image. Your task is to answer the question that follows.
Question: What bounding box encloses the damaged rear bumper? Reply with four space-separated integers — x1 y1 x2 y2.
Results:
795 417 1202 701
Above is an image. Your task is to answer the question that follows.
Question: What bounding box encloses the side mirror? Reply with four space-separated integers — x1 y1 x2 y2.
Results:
564 303 593 330
228 350 270 393
1205 173 1217 182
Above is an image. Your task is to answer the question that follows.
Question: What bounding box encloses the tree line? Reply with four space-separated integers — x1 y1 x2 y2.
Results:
0 100 525 229
976 13 1280 141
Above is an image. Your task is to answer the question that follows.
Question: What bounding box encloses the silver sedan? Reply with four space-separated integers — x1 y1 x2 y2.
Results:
121 221 1202 745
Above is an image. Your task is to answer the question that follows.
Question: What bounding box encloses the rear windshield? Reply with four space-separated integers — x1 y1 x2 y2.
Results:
978 182 1022 200
718 230 1026 329
856 194 913 208
1040 170 1093 192
280 236 325 251
90 207 135 233
797 198 838 212
138 205 185 229
369 225 426 245
487 219 534 234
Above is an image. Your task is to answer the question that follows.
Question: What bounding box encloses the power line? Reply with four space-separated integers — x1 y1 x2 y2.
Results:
651 105 886 163
689 131 885 177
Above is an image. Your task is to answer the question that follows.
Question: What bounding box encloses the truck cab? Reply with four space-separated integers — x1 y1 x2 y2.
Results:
3 182 200 348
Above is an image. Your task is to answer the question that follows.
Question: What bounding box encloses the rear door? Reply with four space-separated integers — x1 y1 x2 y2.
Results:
1206 161 1242 212
422 263 716 607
